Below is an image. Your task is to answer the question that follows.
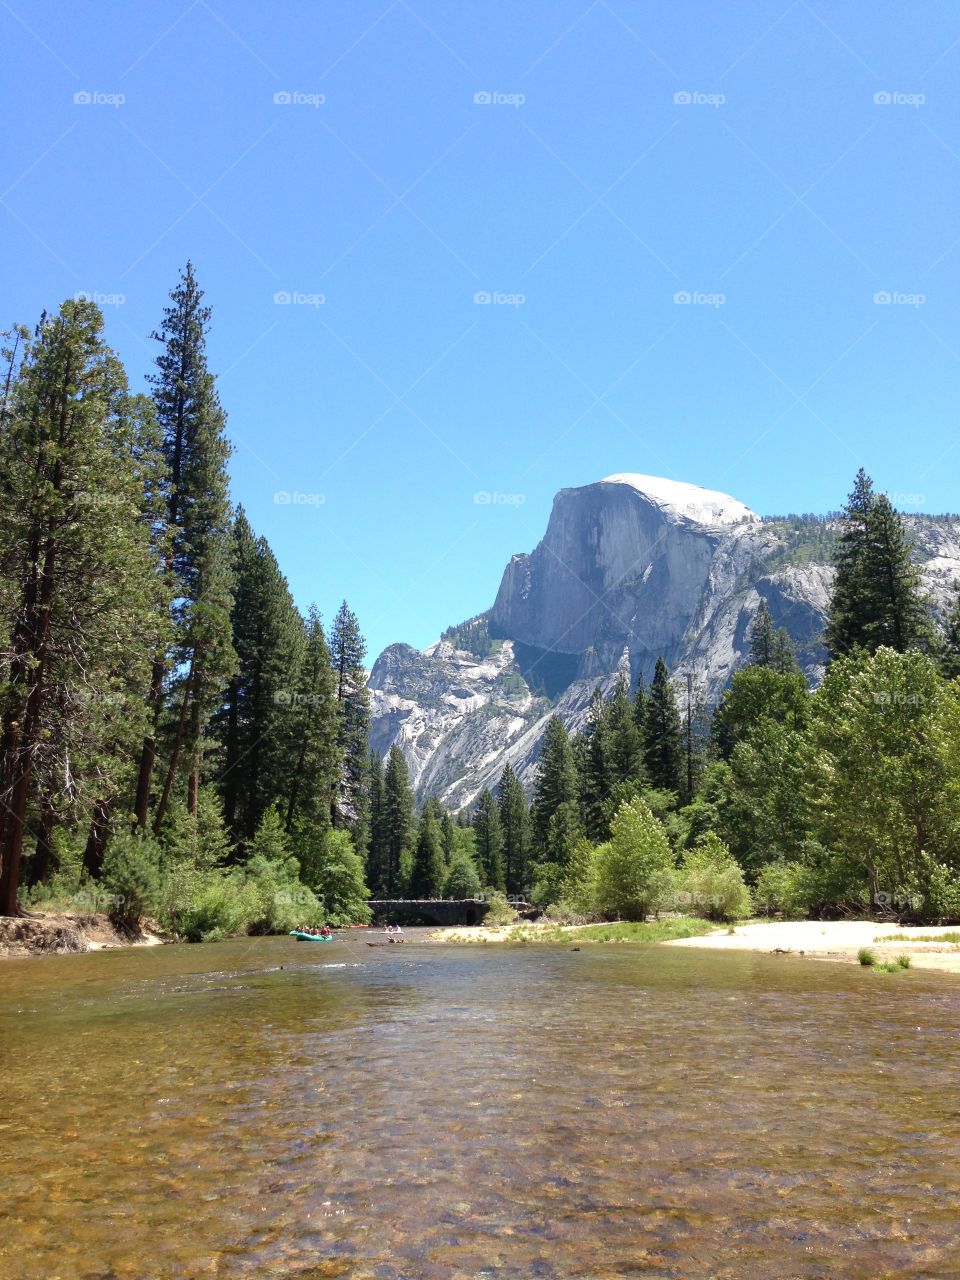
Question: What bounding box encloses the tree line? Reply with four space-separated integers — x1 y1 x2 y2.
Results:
0 268 374 935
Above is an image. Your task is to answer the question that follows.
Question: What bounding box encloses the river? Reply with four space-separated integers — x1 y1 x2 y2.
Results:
1 932 959 1278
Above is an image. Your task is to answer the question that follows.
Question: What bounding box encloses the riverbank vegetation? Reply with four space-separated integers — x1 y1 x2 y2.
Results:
2 277 959 941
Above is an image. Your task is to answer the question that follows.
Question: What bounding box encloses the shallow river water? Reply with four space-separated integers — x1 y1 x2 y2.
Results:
2 932 960 1279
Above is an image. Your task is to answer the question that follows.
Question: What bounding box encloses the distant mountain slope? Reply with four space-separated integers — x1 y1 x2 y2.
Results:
368 476 960 809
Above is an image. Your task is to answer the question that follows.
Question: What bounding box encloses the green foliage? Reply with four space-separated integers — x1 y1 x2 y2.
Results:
444 848 482 898
593 797 675 921
826 471 932 657
481 889 518 925
497 762 530 894
532 716 579 854
379 745 414 896
857 947 876 966
101 831 163 928
330 600 370 842
304 828 371 925
472 789 505 888
644 658 684 795
678 832 752 921
441 614 494 658
409 811 446 897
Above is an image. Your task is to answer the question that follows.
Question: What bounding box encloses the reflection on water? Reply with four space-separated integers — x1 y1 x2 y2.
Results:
2 932 959 1278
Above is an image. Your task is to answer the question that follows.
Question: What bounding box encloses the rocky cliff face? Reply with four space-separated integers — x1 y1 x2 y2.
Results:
368 474 960 810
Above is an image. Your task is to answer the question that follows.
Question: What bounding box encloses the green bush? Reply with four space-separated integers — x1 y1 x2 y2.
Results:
679 833 752 922
857 947 876 966
593 798 676 921
481 889 517 926
101 830 162 929
444 849 482 899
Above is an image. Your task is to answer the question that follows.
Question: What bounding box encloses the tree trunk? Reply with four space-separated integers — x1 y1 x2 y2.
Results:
133 653 166 829
26 802 57 887
152 659 194 833
83 799 112 878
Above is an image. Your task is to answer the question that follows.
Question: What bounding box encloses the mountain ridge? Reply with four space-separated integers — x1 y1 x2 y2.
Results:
368 475 960 810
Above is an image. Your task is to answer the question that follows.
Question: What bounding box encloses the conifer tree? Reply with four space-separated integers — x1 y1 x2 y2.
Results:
282 605 339 837
472 788 505 888
497 762 529 895
330 600 370 842
365 753 388 895
749 600 776 667
409 810 445 897
633 674 648 738
532 716 579 853
0 301 162 912
941 583 960 681
644 657 683 794
382 744 413 895
217 509 304 842
826 471 931 657
580 687 612 841
144 263 236 830
607 673 644 786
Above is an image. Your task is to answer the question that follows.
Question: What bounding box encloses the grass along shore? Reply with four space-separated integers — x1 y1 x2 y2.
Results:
430 917 960 974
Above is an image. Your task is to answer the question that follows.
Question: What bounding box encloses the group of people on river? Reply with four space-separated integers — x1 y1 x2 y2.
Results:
295 923 333 938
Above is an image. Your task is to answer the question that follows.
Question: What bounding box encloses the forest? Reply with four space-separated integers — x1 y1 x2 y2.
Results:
3 268 960 938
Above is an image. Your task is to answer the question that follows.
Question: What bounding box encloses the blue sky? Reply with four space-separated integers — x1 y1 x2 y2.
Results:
3 1 960 658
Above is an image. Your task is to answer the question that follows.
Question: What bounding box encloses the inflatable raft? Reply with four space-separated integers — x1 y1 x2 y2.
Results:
289 930 332 942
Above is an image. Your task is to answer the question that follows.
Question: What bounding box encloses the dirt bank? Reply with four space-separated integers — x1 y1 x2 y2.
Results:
0 910 165 958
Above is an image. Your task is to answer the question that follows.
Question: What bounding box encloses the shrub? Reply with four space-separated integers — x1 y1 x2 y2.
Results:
101 830 162 929
857 947 876 966
679 833 752 922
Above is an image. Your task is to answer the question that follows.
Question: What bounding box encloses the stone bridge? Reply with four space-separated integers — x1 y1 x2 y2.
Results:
367 898 491 927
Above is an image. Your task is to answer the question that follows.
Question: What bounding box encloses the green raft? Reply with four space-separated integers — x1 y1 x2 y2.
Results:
289 930 332 942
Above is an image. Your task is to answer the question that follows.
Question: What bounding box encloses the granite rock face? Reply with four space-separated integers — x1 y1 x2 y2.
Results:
368 474 960 809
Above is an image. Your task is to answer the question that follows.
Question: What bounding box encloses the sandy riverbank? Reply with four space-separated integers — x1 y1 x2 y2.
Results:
0 910 165 958
430 919 960 974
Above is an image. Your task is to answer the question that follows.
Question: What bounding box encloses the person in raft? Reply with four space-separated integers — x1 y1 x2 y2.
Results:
320 924 332 939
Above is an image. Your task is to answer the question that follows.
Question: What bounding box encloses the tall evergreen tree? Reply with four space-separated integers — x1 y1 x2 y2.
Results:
580 687 612 841
826 471 931 657
531 716 579 854
472 788 505 889
497 762 529 895
142 263 236 830
216 509 304 842
329 600 370 844
608 673 644 785
644 657 683 794
749 600 776 667
409 809 445 898
941 583 960 680
365 753 388 895
382 744 413 895
282 605 339 837
0 301 162 912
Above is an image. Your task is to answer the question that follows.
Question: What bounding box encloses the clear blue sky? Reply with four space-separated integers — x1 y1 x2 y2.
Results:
4 1 959 658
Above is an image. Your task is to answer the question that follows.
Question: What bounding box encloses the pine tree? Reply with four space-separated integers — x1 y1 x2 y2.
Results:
382 744 413 895
409 810 445 897
644 657 683 795
472 789 505 889
365 753 388 895
330 600 370 843
497 762 529 895
942 583 960 680
145 263 237 830
607 673 644 786
749 600 776 667
580 687 612 841
282 605 339 837
826 471 930 656
0 301 162 912
217 509 304 842
531 716 579 854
